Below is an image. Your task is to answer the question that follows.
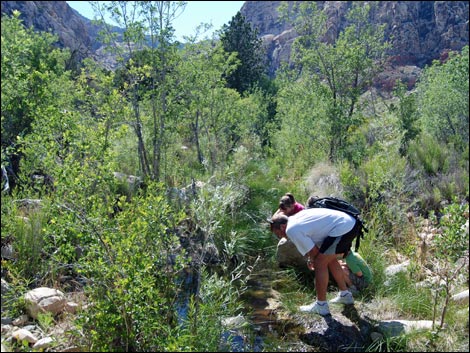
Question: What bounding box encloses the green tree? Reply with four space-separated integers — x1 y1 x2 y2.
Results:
219 11 266 95
390 81 421 156
176 38 240 175
416 46 469 151
91 1 185 182
278 1 389 162
271 68 330 175
173 34 270 179
1 11 72 183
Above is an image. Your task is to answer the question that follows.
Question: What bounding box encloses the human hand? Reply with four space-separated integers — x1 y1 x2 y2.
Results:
307 257 315 271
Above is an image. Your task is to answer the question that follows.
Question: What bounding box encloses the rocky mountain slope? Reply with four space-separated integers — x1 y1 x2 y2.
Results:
241 1 469 65
1 1 469 88
1 1 92 62
1 1 123 67
240 1 469 85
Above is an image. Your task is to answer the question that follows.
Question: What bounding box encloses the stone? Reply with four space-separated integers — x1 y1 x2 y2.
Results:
451 289 469 305
276 237 307 269
24 287 66 319
11 328 38 344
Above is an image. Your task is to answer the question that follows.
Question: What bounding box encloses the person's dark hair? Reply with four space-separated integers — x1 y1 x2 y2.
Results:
306 195 320 208
279 193 295 210
267 214 288 229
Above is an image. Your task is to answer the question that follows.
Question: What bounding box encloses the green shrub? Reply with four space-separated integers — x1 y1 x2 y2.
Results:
432 200 469 262
406 135 469 215
76 183 188 351
408 134 450 176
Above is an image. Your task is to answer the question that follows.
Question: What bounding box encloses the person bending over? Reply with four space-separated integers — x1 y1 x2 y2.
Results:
274 192 305 217
339 250 372 294
268 207 362 316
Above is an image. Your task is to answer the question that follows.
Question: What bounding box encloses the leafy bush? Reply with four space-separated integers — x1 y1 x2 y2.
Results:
407 135 469 215
407 134 450 176
431 200 469 262
416 46 469 151
76 183 188 351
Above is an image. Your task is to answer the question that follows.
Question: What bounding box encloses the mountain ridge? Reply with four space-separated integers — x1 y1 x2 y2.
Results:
2 1 468 88
240 1 469 79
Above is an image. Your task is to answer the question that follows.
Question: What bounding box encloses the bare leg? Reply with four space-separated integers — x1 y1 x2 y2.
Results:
342 268 352 287
328 258 348 291
314 253 338 301
338 261 353 287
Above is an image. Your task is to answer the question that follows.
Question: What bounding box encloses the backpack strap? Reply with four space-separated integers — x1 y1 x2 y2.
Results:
354 218 368 251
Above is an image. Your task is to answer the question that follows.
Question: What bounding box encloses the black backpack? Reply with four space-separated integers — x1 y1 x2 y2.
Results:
306 196 368 251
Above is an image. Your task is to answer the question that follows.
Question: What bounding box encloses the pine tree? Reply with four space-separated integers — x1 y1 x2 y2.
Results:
220 12 266 95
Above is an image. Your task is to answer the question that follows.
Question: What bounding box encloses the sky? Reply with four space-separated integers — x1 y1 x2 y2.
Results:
66 1 245 42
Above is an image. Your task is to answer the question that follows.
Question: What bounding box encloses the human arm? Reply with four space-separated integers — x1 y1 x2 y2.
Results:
306 245 320 271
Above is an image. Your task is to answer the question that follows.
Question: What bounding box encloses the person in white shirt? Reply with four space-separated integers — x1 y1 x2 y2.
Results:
268 207 362 316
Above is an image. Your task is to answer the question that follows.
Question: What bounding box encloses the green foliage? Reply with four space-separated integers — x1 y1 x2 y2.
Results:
0 259 31 321
1 2 469 351
176 39 262 176
407 134 468 213
431 200 469 262
220 12 266 94
341 150 407 208
174 39 239 177
76 59 138 175
416 46 469 151
11 202 49 280
175 266 249 351
2 191 56 282
237 87 278 149
76 182 188 351
365 333 410 352
271 72 330 174
281 1 389 162
422 200 470 333
385 270 434 318
1 11 72 181
340 148 414 251
37 311 55 332
408 134 450 176
189 178 248 257
90 1 186 182
230 156 290 258
391 82 420 156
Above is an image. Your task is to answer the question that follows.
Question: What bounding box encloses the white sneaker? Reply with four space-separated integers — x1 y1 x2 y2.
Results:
330 292 354 305
299 301 330 316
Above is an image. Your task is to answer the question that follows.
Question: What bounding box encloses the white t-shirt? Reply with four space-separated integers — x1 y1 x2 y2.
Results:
286 208 356 256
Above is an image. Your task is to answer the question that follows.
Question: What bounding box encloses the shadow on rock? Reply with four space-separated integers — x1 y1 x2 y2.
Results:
299 304 375 352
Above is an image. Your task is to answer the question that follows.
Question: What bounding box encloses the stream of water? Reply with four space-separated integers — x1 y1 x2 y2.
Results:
239 267 312 352
175 262 314 351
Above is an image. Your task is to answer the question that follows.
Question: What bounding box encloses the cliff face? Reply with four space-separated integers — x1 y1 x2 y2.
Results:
241 1 469 80
1 0 124 67
1 1 93 62
2 1 468 88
